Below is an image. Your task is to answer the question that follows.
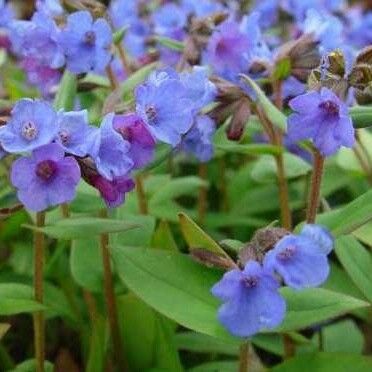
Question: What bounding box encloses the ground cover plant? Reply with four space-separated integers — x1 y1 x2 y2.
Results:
0 0 372 371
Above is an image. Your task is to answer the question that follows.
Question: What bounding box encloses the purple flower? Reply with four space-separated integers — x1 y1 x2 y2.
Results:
180 66 217 112
181 0 223 17
10 11 65 69
92 113 133 180
263 224 334 290
204 21 249 80
21 57 61 97
287 88 355 156
211 261 286 337
182 115 215 162
58 11 112 74
109 0 138 29
55 110 99 157
0 99 58 153
252 0 279 29
0 144 7 159
113 113 155 169
135 69 194 146
347 10 372 48
0 0 14 27
10 143 80 212
91 174 135 208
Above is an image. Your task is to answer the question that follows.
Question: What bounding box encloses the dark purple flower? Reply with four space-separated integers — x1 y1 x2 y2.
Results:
10 11 65 69
135 69 194 146
287 88 355 156
211 261 286 337
58 11 112 74
182 115 215 162
113 113 155 169
55 110 99 157
263 224 334 290
10 143 80 211
91 174 135 208
92 113 133 180
0 99 58 153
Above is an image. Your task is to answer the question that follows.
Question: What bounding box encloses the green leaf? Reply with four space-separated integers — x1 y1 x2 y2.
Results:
70 239 103 292
277 287 369 332
24 217 138 240
353 221 372 247
0 283 46 315
350 105 372 128
0 323 10 340
53 70 77 111
273 57 291 80
79 74 110 89
111 246 234 341
150 176 207 205
215 143 282 156
316 189 372 236
178 212 231 259
151 220 178 251
322 320 364 353
121 62 159 98
271 353 372 372
240 74 287 131
153 35 185 51
113 26 128 45
10 359 54 372
189 361 238 372
251 153 311 183
335 236 372 303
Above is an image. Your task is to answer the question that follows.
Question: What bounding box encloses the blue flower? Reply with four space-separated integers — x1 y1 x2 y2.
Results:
36 0 64 17
211 261 286 338
11 143 80 212
0 0 14 27
0 99 58 153
302 9 343 53
135 69 194 146
92 113 133 180
153 3 187 34
347 11 372 48
182 115 215 162
287 88 355 156
55 110 99 157
58 11 112 74
251 0 279 29
263 224 334 290
180 66 217 113
10 11 65 69
109 0 138 29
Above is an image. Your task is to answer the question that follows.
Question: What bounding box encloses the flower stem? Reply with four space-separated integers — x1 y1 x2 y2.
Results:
283 334 296 358
105 65 119 90
33 211 46 372
198 163 208 226
239 342 250 372
117 44 132 75
306 150 325 223
99 209 128 371
135 174 148 214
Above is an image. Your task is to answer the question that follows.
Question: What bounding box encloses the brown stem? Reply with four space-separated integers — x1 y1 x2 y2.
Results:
117 44 132 75
135 174 148 215
283 334 296 359
256 107 292 230
239 342 250 372
273 79 283 110
99 210 128 371
306 151 325 223
105 65 119 90
83 290 98 324
60 203 69 218
197 163 208 226
33 211 46 372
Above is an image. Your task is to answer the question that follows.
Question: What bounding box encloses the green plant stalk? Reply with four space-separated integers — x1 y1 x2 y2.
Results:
105 65 119 90
197 163 208 226
33 211 46 372
100 209 128 371
135 174 148 215
306 151 325 224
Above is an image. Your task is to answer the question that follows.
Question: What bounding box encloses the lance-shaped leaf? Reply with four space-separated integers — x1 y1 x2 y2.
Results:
53 70 77 111
350 105 372 129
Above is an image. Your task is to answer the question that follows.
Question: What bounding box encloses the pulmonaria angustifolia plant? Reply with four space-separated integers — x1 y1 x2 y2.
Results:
0 1 371 371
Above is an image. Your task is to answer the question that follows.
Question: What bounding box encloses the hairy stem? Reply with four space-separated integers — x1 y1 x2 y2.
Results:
100 209 128 371
33 211 46 372
197 163 208 226
135 174 148 214
306 151 325 223
239 342 250 372
105 65 119 90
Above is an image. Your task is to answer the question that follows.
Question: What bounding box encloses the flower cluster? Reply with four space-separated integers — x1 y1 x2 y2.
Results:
212 224 334 337
0 66 217 212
